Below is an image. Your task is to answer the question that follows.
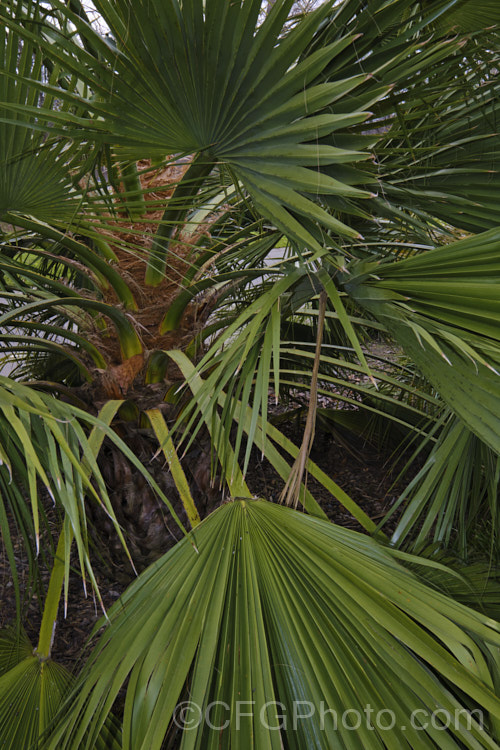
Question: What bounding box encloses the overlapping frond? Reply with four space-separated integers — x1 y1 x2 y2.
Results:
0 7 89 224
343 228 500 453
47 500 500 750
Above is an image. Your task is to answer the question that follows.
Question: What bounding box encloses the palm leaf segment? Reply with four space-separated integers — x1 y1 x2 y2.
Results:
50 500 500 750
0 628 72 750
0 8 88 223
0 626 121 750
0 7 142 370
13 0 376 262
311 0 500 239
343 228 500 454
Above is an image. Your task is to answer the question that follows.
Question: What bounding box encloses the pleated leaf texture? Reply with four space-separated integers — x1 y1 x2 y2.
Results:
0 628 72 750
48 499 500 750
9 0 377 250
0 628 123 750
343 228 500 454
0 21 85 223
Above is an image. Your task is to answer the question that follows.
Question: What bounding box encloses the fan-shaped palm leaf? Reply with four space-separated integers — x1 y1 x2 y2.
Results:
46 500 500 750
343 228 500 453
310 0 500 240
389 414 500 554
1 0 381 283
0 626 122 750
0 7 89 224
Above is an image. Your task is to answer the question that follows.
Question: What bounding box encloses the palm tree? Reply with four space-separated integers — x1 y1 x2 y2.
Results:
1 0 500 747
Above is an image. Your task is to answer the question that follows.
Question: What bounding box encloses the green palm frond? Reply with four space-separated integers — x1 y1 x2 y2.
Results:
373 45 500 236
421 0 500 31
0 7 90 224
0 385 130 615
46 500 500 750
0 217 137 310
389 415 500 554
0 644 72 750
0 626 122 750
0 384 190 618
172 253 441 491
310 0 500 240
401 545 500 618
1 0 381 279
343 228 500 453
0 3 499 747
